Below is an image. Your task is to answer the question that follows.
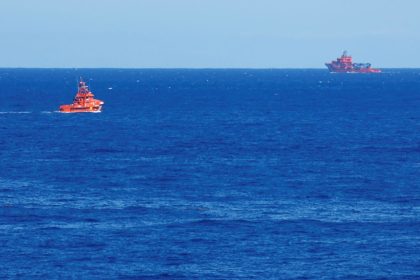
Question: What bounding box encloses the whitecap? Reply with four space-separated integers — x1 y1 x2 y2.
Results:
0 111 32 114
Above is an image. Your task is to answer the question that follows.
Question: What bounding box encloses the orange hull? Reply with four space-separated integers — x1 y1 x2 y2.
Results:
59 79 104 113
59 103 103 113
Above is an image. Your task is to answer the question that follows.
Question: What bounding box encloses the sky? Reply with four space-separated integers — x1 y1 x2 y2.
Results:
0 0 419 68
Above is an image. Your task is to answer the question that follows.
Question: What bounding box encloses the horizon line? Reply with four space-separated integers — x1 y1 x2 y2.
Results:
1 67 420 70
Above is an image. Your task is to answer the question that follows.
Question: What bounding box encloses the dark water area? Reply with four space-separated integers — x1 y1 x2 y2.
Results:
0 69 419 279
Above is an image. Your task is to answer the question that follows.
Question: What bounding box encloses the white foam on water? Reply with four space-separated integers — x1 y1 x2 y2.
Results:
56 110 101 114
0 111 32 114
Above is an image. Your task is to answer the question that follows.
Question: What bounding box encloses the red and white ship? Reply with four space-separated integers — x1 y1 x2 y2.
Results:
325 51 381 73
59 79 104 113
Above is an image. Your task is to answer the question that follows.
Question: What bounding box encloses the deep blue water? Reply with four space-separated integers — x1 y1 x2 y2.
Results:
0 69 419 279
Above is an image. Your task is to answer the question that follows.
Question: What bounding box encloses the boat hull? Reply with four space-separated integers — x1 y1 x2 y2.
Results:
59 104 103 113
325 63 381 73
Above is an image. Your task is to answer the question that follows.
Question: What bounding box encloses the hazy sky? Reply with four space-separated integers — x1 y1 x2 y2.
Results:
0 0 419 68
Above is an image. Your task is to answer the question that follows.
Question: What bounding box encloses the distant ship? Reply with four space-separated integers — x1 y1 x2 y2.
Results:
59 79 104 113
325 51 381 73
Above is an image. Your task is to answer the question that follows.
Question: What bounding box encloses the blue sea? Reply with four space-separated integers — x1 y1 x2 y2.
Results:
0 69 419 279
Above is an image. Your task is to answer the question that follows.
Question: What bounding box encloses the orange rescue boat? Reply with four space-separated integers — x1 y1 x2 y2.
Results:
59 79 104 113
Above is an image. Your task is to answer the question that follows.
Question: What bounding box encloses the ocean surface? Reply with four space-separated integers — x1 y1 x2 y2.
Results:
0 69 419 279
